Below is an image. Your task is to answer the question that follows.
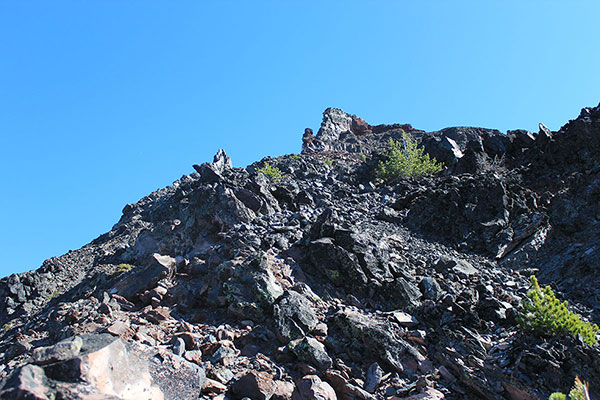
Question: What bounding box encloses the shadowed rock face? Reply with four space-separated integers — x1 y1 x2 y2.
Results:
1 103 600 399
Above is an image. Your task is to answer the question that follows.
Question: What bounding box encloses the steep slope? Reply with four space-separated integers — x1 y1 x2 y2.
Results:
0 104 599 399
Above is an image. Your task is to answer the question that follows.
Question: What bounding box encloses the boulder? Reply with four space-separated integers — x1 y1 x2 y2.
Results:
3 334 164 399
231 371 275 400
273 290 319 343
0 364 49 400
364 362 384 393
224 254 284 320
289 337 332 371
419 277 442 300
273 380 295 400
333 308 425 374
114 253 176 300
194 162 224 184
292 375 337 400
1 334 206 400
32 336 82 366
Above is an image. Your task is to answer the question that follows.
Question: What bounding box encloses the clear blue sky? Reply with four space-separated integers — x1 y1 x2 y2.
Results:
1 1 599 277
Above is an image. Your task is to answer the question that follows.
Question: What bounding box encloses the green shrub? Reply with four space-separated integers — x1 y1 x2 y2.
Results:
376 134 443 180
1 321 15 334
518 276 599 346
568 377 590 400
257 162 284 182
112 263 133 277
289 154 301 160
549 393 566 400
324 159 333 166
548 376 590 400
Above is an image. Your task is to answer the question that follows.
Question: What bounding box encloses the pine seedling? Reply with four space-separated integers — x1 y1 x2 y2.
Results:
518 276 598 346
376 133 443 180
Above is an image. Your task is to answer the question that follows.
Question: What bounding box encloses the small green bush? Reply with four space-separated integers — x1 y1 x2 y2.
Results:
324 159 333 166
518 276 599 346
1 321 15 334
549 376 590 400
549 393 566 400
568 377 590 400
112 263 133 277
376 134 443 180
257 162 284 182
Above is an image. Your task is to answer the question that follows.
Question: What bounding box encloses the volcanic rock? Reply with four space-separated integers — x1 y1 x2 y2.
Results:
1 104 600 399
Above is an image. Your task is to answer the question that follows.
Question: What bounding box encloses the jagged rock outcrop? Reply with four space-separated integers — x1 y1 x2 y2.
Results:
1 103 600 399
302 108 423 155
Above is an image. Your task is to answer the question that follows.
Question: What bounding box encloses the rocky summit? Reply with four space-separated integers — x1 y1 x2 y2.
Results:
1 104 600 400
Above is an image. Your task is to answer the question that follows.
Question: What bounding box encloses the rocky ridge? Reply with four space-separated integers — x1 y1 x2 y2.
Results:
1 104 600 399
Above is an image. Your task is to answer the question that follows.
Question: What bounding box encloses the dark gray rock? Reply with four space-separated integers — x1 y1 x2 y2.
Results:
509 129 536 148
194 162 224 184
273 290 319 343
173 337 186 357
224 254 284 320
537 122 553 146
32 336 82 366
308 237 368 287
114 253 176 300
307 209 394 290
333 308 425 374
0 364 49 400
290 336 332 371
213 148 232 172
453 259 477 277
364 362 383 393
434 255 457 272
383 277 422 308
419 277 442 300
150 352 206 400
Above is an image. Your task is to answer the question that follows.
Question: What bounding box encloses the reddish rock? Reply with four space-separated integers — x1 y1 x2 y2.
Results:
501 381 537 400
202 378 227 394
324 370 375 400
273 380 295 400
292 375 337 400
144 306 172 324
231 371 276 400
173 332 200 350
344 383 375 400
183 350 203 364
106 320 133 338
323 369 347 394
351 116 371 134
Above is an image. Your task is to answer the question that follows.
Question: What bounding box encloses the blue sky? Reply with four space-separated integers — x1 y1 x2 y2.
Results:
1 1 599 277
